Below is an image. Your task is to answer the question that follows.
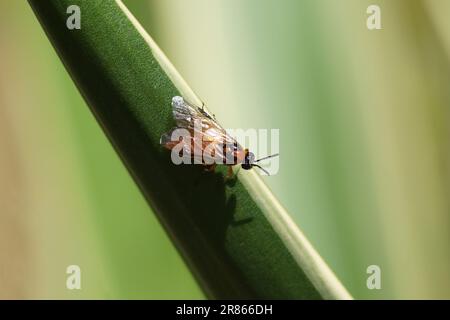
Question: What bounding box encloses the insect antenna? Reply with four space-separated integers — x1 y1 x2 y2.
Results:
254 153 279 163
252 164 271 176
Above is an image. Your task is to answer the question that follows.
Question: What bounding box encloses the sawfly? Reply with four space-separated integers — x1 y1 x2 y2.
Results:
161 96 278 177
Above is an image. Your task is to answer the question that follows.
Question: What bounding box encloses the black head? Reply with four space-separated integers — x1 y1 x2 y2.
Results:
241 149 255 170
241 149 278 175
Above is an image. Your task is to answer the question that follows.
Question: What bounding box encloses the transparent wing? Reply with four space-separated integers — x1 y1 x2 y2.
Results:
160 127 240 165
161 96 244 164
171 96 205 128
171 96 238 145
160 127 205 163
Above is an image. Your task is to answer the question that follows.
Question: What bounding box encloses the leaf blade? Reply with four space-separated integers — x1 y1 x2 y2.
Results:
28 0 351 299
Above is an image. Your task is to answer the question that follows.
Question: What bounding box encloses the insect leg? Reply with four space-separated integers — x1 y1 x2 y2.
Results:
227 166 234 179
204 164 217 172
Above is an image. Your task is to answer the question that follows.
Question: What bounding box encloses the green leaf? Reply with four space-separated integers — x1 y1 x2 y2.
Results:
28 0 351 299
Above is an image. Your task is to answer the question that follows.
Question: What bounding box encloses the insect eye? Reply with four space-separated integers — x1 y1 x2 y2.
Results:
246 152 255 164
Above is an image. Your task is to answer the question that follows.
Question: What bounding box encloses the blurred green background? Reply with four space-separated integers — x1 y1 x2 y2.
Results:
1 0 449 299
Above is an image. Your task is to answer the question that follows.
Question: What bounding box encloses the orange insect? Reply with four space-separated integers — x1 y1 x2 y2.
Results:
160 96 278 177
